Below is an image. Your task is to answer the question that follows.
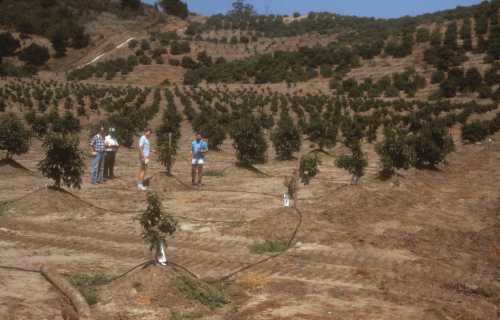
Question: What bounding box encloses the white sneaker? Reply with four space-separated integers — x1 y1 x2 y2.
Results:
137 184 147 191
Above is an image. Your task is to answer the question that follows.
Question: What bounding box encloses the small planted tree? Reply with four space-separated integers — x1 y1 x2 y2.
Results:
461 121 490 144
0 113 30 160
138 192 177 250
38 133 84 189
230 114 267 166
299 153 320 185
271 110 301 160
375 126 416 177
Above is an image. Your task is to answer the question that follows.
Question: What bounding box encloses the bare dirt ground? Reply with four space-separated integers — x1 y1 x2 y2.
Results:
1 121 499 319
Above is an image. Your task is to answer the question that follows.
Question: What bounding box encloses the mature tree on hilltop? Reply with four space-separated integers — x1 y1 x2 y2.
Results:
159 0 188 19
0 113 30 160
0 32 20 57
18 44 50 66
121 0 141 10
51 29 68 57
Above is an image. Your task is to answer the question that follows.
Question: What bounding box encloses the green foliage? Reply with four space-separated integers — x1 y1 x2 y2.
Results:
271 111 301 160
157 104 182 175
159 0 189 19
487 26 500 60
203 169 224 177
0 0 96 49
0 113 30 159
299 153 320 185
461 121 490 143
248 241 287 254
192 109 226 150
38 133 84 189
138 192 177 250
336 143 367 184
230 114 267 166
0 32 20 57
121 0 141 10
416 28 430 43
18 44 50 66
170 40 191 55
412 122 455 168
176 277 227 309
375 126 416 176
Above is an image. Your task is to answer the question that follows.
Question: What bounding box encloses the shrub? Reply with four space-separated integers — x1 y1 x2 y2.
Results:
271 111 301 160
0 32 20 57
138 192 177 250
38 133 84 189
0 113 30 159
461 121 490 143
230 114 267 166
18 44 50 66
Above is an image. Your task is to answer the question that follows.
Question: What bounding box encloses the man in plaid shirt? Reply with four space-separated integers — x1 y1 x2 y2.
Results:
90 126 106 184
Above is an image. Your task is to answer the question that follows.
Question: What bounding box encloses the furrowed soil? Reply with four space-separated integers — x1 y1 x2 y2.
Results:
0 123 499 319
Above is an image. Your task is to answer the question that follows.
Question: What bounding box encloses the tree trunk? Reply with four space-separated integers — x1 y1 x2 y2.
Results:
40 266 94 320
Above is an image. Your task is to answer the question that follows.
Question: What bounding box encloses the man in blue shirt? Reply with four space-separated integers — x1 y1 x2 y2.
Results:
191 132 208 186
137 128 152 191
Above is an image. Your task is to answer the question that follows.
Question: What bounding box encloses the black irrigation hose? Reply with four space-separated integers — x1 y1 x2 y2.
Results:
168 261 199 279
107 260 154 282
0 265 41 273
212 205 303 283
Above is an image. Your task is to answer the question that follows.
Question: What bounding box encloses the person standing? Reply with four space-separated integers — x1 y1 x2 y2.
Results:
137 129 152 191
90 126 106 185
191 132 208 186
104 127 119 180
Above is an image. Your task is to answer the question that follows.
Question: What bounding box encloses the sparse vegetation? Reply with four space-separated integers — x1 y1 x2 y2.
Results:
176 277 228 309
248 241 287 254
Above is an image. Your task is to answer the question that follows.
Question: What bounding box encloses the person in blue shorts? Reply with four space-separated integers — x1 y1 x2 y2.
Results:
191 132 208 186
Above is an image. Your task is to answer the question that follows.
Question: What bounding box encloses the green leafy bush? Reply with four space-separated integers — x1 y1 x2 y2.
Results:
138 192 177 250
0 113 30 159
38 133 84 189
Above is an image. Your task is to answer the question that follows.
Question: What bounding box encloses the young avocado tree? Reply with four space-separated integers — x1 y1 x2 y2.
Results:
138 192 177 251
271 110 301 160
157 104 181 175
336 116 367 184
38 133 84 189
412 121 455 168
375 126 416 177
230 114 268 166
299 153 320 185
0 113 30 160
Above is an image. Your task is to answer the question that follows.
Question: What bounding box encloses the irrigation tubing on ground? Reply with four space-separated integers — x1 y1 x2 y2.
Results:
211 205 303 283
0 265 41 273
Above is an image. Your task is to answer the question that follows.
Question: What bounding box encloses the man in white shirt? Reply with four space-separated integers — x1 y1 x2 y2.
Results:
104 127 119 180
137 128 152 191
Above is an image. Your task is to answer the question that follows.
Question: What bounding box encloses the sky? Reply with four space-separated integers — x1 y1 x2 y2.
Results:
144 0 483 19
